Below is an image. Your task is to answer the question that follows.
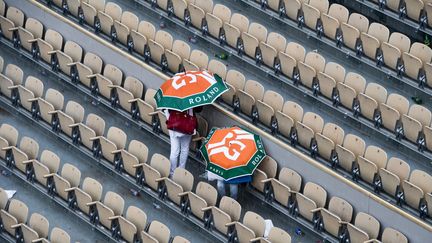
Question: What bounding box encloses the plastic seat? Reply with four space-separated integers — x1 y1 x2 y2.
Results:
360 23 389 60
172 236 190 243
30 150 60 187
115 206 147 243
33 29 63 64
148 30 173 65
0 56 3 72
236 80 264 116
183 50 209 71
97 2 122 36
172 0 188 20
142 153 170 191
54 101 85 137
381 227 408 243
136 88 157 125
341 13 369 50
93 126 127 163
162 168 194 205
295 182 327 222
130 21 155 56
47 227 71 243
0 188 8 211
275 101 303 138
315 197 353 237
113 11 139 46
315 123 344 160
321 4 349 40
278 42 306 78
357 145 388 184
256 90 284 127
265 167 302 207
157 111 169 135
221 70 245 105
113 139 148 181
165 40 191 73
402 170 432 213
111 76 144 112
402 42 432 81
49 163 81 201
317 62 346 99
283 0 302 21
17 213 49 243
222 13 249 48
251 156 277 193
357 83 387 120
70 177 103 215
295 112 324 149
229 211 265 243
381 32 411 70
426 2 432 28
0 0 4 16
401 104 431 143
16 76 44 113
70 113 105 150
0 64 24 99
260 32 286 69
81 0 106 26
346 212 380 243
0 7 24 40
297 52 325 89
205 4 231 39
242 23 268 59
9 136 39 174
52 41 83 76
379 93 409 132
204 196 241 235
69 52 103 88
255 226 291 243
335 134 366 172
337 72 366 109
302 0 329 30
89 63 123 99
141 221 170 243
185 181 217 220
188 0 213 29
92 191 125 230
379 157 410 197
0 199 28 236
405 0 425 23
12 18 43 52
65 0 82 18
208 59 227 79
0 123 19 160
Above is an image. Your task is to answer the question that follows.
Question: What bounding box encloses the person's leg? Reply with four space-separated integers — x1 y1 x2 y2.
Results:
169 134 181 176
178 135 192 169
217 180 226 198
229 184 238 200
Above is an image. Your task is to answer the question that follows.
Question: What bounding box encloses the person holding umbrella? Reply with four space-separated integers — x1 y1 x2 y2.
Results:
155 70 228 176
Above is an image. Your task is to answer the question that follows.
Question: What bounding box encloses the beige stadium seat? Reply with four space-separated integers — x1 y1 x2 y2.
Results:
69 177 103 216
65 0 82 18
0 0 4 16
381 227 408 243
97 2 122 36
405 0 425 23
340 13 369 50
357 145 388 184
15 76 44 113
314 197 353 237
203 196 241 235
148 30 173 65
221 70 245 105
283 0 302 21
236 80 264 117
82 0 106 26
379 93 409 132
8 136 39 174
256 90 284 127
259 32 286 68
297 52 325 90
141 221 170 243
0 64 24 99
184 181 217 220
31 29 63 64
54 101 85 137
222 13 249 48
315 123 344 160
165 40 191 73
69 52 103 87
111 76 144 112
379 157 410 198
156 0 169 11
360 23 389 60
161 167 194 205
130 21 155 56
46 227 71 243
0 199 28 236
401 105 431 146
227 211 265 243
51 41 83 75
381 32 411 71
317 62 346 99
188 0 213 29
427 2 432 28
16 213 49 243
357 83 387 121
402 42 432 81
241 23 268 59
92 126 127 163
135 88 157 125
0 56 3 72
70 113 105 150
0 7 25 40
253 226 291 243
172 236 190 243
402 169 432 216
278 42 306 78
302 0 329 30
345 212 380 243
335 134 365 172
205 4 231 39
208 59 227 79
113 11 139 46
49 163 81 201
172 0 188 20
29 150 60 187
91 191 125 230
263 167 301 207
295 182 327 222
251 156 277 193
0 123 19 160
321 4 349 40
275 101 303 139
0 188 8 210
157 111 169 136
265 0 283 12
336 72 366 110
183 50 209 71
11 18 43 52
34 89 64 124
113 206 147 243
385 0 403 13
141 153 170 191
112 139 148 182
88 63 123 99
295 112 324 150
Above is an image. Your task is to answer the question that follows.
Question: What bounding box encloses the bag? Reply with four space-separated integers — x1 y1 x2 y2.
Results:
166 110 197 135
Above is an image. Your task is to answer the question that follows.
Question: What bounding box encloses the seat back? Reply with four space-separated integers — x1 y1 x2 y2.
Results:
155 30 174 50
354 212 380 239
328 197 353 222
409 169 432 194
279 167 302 192
82 177 103 202
347 13 369 33
208 60 227 80
212 4 231 23
282 101 304 123
126 205 147 234
302 112 324 134
28 213 49 239
127 140 149 164
147 221 171 243
149 153 170 178
4 64 24 85
382 227 408 243
0 123 19 146
388 32 411 53
219 196 242 222
304 52 325 73
409 42 432 64
243 211 265 237
61 163 81 188
106 127 127 149
19 136 39 159
285 42 306 62
248 23 268 43
24 76 44 98
123 76 144 99
40 150 60 174
303 182 327 208
408 105 432 127
50 227 71 243
83 52 103 74
85 113 105 136
45 88 65 111
385 157 410 183
244 79 265 101
196 181 218 206
64 101 85 123
103 191 125 216
268 226 291 243
386 93 409 116
343 134 366 158
321 122 345 145
172 168 194 192
0 188 8 210
324 62 346 84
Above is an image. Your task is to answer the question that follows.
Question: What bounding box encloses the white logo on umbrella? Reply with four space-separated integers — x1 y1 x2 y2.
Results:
171 71 216 90
207 129 255 161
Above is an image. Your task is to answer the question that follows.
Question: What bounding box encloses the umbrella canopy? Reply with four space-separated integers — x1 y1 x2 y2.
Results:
154 70 228 111
200 126 266 180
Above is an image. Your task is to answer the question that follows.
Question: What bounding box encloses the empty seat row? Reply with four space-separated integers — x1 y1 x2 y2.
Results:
0 187 71 243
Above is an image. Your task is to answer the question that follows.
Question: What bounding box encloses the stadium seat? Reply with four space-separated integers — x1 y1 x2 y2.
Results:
337 72 366 110
88 63 123 99
0 123 19 160
11 18 43 52
0 7 25 40
110 76 144 112
203 196 241 235
184 181 218 220
424 124 432 152
81 0 106 26
45 227 71 243
130 20 156 56
135 88 157 126
317 62 345 99
172 236 190 243
357 145 388 184
264 167 302 207
220 70 245 105
0 0 4 16
9 136 39 174
113 11 139 46
335 134 366 172
30 149 60 186
93 191 125 230
97 2 122 36
278 42 306 78
141 220 170 243
294 182 327 222
404 0 425 23
401 104 431 144
315 123 344 161
50 163 81 201
295 112 324 150
0 188 8 210
0 199 28 236
379 157 410 198
148 30 173 65
171 0 188 20
252 156 278 193
35 88 65 124
381 227 408 243
302 0 329 31
161 167 194 205
165 40 191 73
51 40 83 75
402 42 432 81
0 64 24 99
112 139 148 180
228 211 265 243
274 101 303 138
65 0 82 18
54 101 85 136
283 0 302 21
183 50 209 71
222 13 249 48
256 90 284 127
381 32 411 70
15 76 44 113
156 111 169 135
357 83 387 120
0 56 3 72
297 52 325 89
141 153 170 191
379 93 409 132
70 113 105 150
69 177 103 216
205 4 231 39
114 206 147 243
252 226 291 243
340 13 369 50
402 169 432 216
93 126 127 163
69 52 103 87
188 0 213 29
321 4 349 41
259 32 286 68
241 23 268 59
360 23 389 60
208 59 227 79
32 29 63 64
345 212 380 243
16 213 49 243
314 197 353 237
236 79 264 117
